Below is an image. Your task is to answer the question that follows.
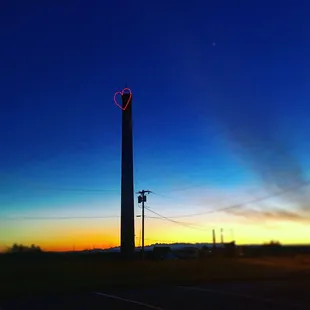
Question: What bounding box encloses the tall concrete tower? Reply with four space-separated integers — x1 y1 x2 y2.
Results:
120 90 135 258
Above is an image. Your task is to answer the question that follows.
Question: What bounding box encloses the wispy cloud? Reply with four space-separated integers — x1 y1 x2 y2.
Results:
204 92 310 222
229 206 310 223
193 184 310 223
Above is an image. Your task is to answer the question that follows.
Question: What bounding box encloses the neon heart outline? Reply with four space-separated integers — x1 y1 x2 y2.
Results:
113 88 132 111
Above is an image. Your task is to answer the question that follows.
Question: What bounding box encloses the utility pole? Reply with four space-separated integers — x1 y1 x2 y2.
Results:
221 228 224 244
137 190 151 259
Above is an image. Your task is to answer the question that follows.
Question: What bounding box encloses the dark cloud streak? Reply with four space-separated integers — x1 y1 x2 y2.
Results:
211 97 309 220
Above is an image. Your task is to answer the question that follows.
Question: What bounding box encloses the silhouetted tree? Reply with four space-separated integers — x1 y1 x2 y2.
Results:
263 240 282 247
262 240 282 256
7 243 42 253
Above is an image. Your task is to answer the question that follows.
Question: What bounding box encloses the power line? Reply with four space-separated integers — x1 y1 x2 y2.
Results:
19 186 118 193
38 188 118 192
151 191 175 200
0 214 177 221
150 134 310 198
144 206 211 232
0 173 118 193
156 180 310 219
3 181 308 222
156 169 248 195
150 191 201 209
150 168 248 204
144 215 207 227
0 215 120 220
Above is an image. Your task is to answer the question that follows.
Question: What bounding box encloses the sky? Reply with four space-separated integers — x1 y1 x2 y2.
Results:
1 0 310 251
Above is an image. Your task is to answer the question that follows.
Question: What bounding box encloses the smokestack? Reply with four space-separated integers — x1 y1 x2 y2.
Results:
120 90 135 259
212 229 216 249
221 228 224 244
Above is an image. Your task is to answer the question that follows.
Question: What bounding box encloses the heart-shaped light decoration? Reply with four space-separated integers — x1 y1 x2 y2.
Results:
113 88 132 111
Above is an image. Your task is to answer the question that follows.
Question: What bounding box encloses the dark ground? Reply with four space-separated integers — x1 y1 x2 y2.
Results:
1 281 309 310
1 253 310 309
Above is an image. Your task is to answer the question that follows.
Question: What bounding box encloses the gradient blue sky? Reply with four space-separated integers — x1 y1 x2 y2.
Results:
1 0 310 250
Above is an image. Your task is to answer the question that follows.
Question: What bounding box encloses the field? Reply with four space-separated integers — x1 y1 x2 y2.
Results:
1 254 309 300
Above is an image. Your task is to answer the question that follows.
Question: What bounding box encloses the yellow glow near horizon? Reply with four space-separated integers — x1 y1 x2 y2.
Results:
1 215 309 253
1 184 310 252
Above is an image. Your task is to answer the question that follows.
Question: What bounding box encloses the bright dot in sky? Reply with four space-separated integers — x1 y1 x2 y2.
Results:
212 42 216 47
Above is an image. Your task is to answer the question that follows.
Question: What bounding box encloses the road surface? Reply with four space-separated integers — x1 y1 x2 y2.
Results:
1 282 309 309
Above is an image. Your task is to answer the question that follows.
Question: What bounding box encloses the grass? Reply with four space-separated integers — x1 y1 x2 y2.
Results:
0 255 309 300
